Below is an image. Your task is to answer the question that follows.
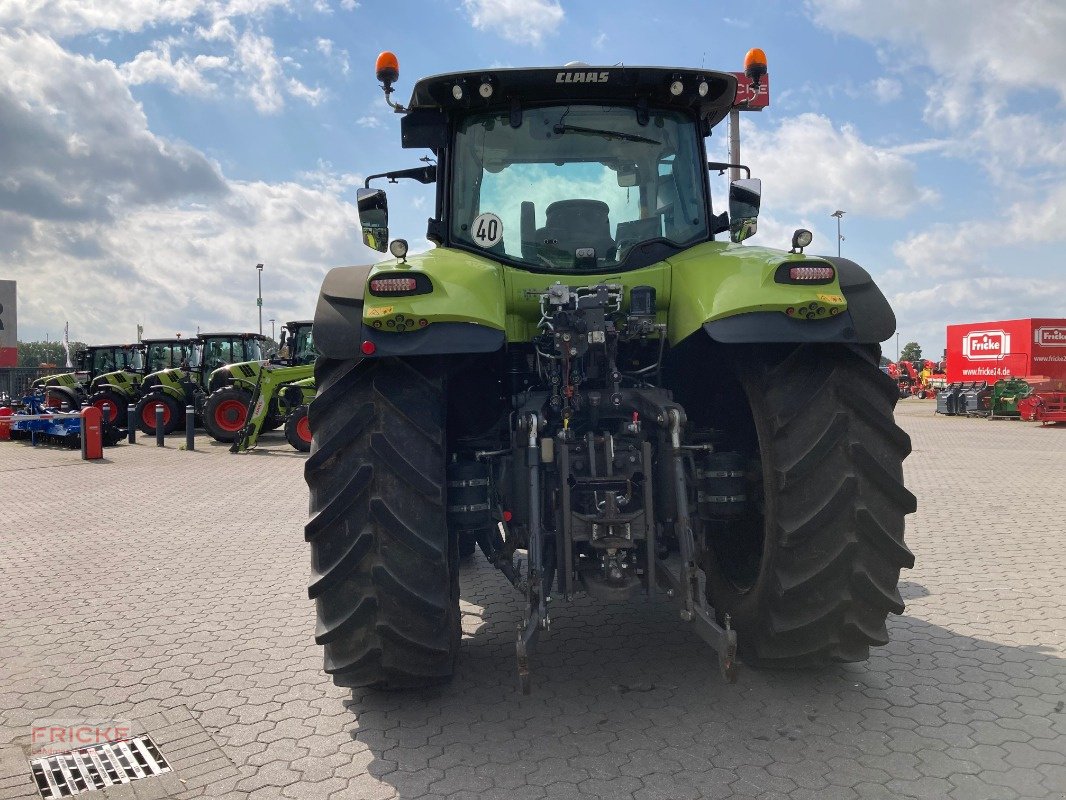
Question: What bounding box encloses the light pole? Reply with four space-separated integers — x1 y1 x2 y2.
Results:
830 210 845 257
255 263 264 336
268 318 276 341
896 332 900 362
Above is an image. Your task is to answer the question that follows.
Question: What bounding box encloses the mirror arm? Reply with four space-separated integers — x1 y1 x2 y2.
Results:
708 161 751 178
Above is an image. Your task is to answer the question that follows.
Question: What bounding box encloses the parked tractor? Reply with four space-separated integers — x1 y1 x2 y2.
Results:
31 344 139 411
86 337 195 426
304 51 915 691
203 320 316 445
134 332 270 434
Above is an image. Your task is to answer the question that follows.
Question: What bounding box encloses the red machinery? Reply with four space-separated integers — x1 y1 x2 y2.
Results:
1017 393 1066 425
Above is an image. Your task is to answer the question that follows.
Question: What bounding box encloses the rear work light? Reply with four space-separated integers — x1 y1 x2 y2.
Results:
367 272 432 296
789 265 835 281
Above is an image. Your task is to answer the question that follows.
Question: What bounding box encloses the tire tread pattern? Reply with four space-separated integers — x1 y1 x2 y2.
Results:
730 344 916 666
304 356 459 689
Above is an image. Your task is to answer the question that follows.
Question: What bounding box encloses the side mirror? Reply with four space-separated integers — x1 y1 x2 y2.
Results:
357 187 389 252
616 165 639 187
728 178 762 243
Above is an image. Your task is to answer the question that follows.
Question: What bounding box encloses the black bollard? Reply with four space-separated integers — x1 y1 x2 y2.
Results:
156 405 165 447
186 405 195 451
128 405 136 444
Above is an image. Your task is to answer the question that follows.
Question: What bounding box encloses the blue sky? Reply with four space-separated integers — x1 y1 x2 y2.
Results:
1 0 1064 358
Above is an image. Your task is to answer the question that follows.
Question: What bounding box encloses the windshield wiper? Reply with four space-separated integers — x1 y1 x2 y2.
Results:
552 124 661 145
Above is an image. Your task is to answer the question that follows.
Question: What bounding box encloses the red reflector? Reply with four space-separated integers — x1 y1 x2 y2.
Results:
789 265 834 281
360 340 376 355
503 510 513 522
370 277 418 293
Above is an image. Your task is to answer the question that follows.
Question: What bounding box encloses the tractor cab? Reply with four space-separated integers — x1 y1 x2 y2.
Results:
276 320 315 366
195 333 268 385
71 344 137 382
140 338 196 374
354 60 765 274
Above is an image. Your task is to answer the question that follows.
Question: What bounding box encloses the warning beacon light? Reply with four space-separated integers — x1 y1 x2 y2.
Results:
375 51 406 112
375 51 399 88
744 48 768 88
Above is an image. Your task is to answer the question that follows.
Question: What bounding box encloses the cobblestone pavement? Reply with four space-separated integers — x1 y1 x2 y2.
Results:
1 406 1064 800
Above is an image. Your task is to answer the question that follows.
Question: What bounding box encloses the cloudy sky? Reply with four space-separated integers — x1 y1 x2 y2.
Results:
1 0 1064 356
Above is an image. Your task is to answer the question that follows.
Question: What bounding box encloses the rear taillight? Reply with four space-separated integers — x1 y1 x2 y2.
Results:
367 272 432 296
789 266 835 281
369 277 418 293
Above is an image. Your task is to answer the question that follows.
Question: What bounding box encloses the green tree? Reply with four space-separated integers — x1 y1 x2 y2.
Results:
16 340 87 368
898 341 923 363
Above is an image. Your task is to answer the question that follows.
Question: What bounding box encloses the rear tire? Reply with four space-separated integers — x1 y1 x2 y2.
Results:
134 392 181 435
285 405 311 452
702 344 916 667
203 387 251 442
304 356 460 689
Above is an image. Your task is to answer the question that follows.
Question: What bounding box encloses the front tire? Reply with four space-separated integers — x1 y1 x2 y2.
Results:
88 388 126 426
702 344 916 667
134 392 181 435
304 357 460 689
285 405 312 452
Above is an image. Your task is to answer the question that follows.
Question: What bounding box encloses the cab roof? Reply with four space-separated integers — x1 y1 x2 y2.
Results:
406 66 737 128
198 332 269 339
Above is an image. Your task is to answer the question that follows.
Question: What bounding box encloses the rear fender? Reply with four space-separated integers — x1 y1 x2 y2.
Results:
665 241 895 345
90 371 139 395
144 369 192 402
700 257 895 345
317 252 507 358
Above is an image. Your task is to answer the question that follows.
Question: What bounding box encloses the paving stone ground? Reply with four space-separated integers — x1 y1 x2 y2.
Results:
1 404 1064 800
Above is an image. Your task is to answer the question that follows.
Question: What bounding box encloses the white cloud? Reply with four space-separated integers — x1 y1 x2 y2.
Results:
0 30 225 224
0 0 293 38
340 0 358 8
592 32 607 50
315 37 332 56
356 115 383 128
0 30 376 341
807 0 1066 101
236 31 284 113
462 0 563 46
120 44 230 94
738 113 937 218
230 30 324 113
885 275 1064 354
869 77 901 103
286 76 323 105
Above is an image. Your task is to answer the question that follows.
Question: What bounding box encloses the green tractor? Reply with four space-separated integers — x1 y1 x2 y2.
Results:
32 344 139 411
87 338 196 426
134 332 270 435
202 320 316 445
304 52 916 691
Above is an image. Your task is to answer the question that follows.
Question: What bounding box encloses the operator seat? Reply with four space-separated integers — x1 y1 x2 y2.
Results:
535 199 615 260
